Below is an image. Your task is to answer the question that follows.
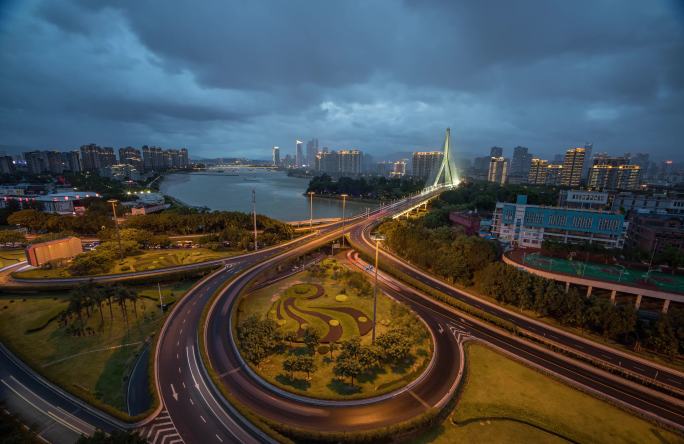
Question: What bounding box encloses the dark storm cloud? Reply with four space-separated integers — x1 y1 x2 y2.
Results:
0 0 682 159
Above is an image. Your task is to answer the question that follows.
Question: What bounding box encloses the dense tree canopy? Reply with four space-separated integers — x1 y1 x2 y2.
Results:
307 174 424 201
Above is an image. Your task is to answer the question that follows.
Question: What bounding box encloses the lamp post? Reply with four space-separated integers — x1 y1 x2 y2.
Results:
252 189 258 251
646 238 660 281
307 191 315 232
107 199 123 260
370 234 385 344
340 193 348 248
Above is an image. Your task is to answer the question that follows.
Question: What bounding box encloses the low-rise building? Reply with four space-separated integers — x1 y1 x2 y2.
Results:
626 211 684 256
611 191 684 215
449 211 481 236
25 236 83 267
34 191 101 214
492 195 626 249
557 189 610 210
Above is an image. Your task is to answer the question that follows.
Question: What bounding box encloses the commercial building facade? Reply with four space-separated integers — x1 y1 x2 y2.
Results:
492 195 626 249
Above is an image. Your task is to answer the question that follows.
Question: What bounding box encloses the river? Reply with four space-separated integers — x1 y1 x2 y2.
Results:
159 169 378 222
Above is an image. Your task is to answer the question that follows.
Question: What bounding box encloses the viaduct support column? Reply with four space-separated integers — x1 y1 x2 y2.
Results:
635 294 642 310
610 290 616 304
586 286 593 297
662 299 671 314
565 282 570 293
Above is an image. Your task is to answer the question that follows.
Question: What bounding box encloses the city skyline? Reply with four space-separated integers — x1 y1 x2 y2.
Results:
1 1 683 160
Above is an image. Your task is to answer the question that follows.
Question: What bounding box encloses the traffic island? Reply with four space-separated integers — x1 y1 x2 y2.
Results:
233 258 434 400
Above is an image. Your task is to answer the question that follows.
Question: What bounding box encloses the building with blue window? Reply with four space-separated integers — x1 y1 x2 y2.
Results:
492 195 627 249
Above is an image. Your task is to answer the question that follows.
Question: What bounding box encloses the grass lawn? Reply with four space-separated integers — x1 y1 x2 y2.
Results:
0 279 197 414
13 248 239 279
235 258 433 400
416 343 681 444
0 249 25 268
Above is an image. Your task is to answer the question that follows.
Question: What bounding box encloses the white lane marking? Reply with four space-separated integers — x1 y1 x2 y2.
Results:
200 415 207 423
1 378 91 436
189 398 194 405
176 353 179 360
437 324 444 334
216 434 223 442
178 367 181 374
170 384 179 401
180 329 183 335
182 382 186 389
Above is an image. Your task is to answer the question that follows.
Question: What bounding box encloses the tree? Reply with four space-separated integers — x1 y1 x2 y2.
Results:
375 329 412 364
648 315 678 357
0 229 26 245
237 315 283 367
333 338 379 386
282 356 297 379
302 326 320 354
295 355 317 380
7 209 46 232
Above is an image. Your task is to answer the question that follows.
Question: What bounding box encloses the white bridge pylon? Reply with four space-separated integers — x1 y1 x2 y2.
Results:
427 127 460 190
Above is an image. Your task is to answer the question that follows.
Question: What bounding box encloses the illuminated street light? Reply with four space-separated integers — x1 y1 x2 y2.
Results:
370 233 386 344
340 193 348 248
107 199 123 260
307 191 315 231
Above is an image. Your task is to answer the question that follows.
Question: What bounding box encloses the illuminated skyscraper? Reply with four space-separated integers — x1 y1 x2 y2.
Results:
272 146 280 166
295 140 303 167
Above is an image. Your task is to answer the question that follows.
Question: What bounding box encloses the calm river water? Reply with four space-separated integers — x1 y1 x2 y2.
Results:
159 169 378 222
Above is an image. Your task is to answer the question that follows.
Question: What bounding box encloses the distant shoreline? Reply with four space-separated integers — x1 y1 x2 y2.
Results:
304 193 381 204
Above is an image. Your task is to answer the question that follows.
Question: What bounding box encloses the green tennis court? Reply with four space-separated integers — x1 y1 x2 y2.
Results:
523 252 684 294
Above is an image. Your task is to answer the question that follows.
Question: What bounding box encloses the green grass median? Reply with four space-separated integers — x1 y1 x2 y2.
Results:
0 279 198 418
417 343 681 444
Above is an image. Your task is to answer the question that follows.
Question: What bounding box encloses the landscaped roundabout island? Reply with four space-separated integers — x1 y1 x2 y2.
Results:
233 258 434 399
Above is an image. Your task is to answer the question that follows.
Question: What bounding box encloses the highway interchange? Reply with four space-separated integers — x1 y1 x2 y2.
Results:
1 189 684 443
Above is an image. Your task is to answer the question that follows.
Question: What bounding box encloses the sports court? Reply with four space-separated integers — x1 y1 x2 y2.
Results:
522 252 684 295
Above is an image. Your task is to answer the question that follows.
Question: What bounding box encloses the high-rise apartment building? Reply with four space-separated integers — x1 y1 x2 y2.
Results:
143 146 164 171
295 140 304 168
510 146 533 177
80 144 115 171
488 156 509 185
179 148 189 169
62 151 81 173
616 165 641 190
581 143 593 181
338 149 362 174
316 150 339 173
306 138 318 167
0 156 15 174
412 151 443 180
272 146 280 166
545 164 564 186
390 160 407 177
119 147 143 172
24 151 65 175
560 147 586 187
527 158 548 185
490 146 503 157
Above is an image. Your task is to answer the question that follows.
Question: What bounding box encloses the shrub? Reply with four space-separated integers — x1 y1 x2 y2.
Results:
317 345 329 355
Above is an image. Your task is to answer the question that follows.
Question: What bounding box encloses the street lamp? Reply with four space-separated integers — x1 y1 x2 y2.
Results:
340 193 348 248
107 199 123 260
307 191 315 232
252 189 258 251
370 234 386 344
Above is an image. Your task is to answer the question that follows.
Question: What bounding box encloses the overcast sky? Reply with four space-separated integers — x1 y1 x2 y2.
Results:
1 1 683 161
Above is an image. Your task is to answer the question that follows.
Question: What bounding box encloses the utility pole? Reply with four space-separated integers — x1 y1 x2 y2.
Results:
158 282 164 315
107 199 123 260
370 234 385 344
252 189 258 251
340 193 348 248
307 191 315 232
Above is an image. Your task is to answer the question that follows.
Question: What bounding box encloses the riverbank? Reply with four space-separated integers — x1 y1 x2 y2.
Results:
159 170 379 221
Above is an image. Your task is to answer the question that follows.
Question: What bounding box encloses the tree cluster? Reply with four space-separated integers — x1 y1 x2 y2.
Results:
59 284 141 336
476 262 684 357
439 181 560 213
306 174 425 201
7 206 112 235
378 219 498 286
236 315 283 367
